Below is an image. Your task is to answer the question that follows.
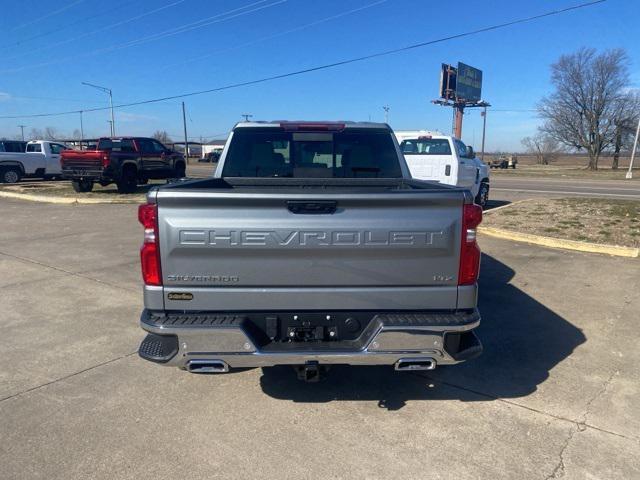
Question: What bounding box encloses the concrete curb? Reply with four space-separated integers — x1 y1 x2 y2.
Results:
0 190 144 205
479 226 639 258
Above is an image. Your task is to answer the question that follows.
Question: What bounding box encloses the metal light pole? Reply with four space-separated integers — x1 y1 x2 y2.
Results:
241 114 253 122
480 106 488 161
79 111 84 150
182 102 189 164
383 106 390 124
18 125 26 141
626 116 640 180
82 82 115 136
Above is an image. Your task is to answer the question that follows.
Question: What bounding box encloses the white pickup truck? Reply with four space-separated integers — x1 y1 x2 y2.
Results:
0 140 69 183
395 131 490 207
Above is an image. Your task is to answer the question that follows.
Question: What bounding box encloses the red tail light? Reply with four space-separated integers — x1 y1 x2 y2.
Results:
138 203 162 286
101 152 110 168
458 204 482 285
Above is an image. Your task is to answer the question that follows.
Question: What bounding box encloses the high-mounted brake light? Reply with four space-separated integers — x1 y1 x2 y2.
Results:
280 122 345 132
138 203 162 286
418 135 432 140
458 204 482 286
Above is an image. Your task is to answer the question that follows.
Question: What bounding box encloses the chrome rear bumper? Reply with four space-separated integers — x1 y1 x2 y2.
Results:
138 309 482 370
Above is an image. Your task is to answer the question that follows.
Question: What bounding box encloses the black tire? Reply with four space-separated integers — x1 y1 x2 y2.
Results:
71 179 94 192
173 161 186 178
1 166 22 184
116 166 138 194
475 182 489 208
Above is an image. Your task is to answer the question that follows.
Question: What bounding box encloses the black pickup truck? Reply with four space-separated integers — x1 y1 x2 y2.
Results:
60 137 185 193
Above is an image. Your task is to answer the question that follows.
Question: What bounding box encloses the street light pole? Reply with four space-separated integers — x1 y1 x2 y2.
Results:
18 125 26 141
626 116 640 180
79 111 84 150
383 106 390 124
182 102 189 165
480 106 488 161
82 81 115 136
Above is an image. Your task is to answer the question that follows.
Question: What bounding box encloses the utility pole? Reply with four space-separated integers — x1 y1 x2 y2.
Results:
82 82 115 136
383 106 390 124
79 111 84 150
18 125 26 141
107 120 113 137
453 104 464 139
626 116 640 179
182 102 189 164
241 114 253 122
480 106 488 161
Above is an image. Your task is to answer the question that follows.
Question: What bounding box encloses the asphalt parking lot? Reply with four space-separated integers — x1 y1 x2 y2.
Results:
1 197 639 479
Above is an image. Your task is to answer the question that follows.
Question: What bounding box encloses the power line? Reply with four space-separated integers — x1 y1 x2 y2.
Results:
2 0 285 70
155 0 387 74
11 0 86 31
0 0 137 51
4 0 189 62
0 0 606 120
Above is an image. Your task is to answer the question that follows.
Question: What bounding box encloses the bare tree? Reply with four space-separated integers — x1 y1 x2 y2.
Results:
522 132 562 165
539 48 631 170
611 91 640 169
72 129 82 140
152 130 172 145
28 128 43 140
43 127 59 140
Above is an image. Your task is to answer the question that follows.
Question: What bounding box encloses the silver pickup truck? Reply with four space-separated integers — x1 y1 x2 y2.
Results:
137 121 483 381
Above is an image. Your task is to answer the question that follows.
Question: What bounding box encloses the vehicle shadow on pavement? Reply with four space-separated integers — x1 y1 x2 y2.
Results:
259 254 586 410
484 199 510 210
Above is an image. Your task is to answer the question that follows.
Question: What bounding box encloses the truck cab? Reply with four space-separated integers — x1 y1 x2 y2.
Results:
0 140 68 183
395 131 490 207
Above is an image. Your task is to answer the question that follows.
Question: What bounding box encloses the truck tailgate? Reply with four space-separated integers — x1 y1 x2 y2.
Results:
61 150 103 168
156 190 463 311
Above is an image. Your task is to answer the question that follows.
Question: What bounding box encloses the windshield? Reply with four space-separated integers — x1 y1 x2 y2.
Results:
400 138 452 155
222 130 401 178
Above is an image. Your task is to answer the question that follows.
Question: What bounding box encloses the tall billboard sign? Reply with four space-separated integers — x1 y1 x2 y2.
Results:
455 62 482 102
438 62 483 103
439 63 457 100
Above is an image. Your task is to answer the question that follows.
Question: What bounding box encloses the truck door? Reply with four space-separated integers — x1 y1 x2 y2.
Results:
138 138 165 172
46 143 67 175
453 139 477 190
25 142 46 174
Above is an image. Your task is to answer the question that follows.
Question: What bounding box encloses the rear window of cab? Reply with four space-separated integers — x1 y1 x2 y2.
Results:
222 130 402 178
400 138 452 155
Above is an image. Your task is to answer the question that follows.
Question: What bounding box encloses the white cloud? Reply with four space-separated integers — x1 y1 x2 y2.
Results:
0 92 11 102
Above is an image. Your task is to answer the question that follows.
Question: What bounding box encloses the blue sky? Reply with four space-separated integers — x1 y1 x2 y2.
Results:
0 0 638 151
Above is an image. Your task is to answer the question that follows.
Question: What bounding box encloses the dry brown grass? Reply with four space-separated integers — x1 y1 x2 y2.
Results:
484 198 640 248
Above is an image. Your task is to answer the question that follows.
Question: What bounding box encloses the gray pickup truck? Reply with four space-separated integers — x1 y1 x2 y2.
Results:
137 121 483 381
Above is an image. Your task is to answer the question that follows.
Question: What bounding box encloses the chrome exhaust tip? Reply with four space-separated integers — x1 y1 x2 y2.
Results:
187 359 229 374
394 357 436 371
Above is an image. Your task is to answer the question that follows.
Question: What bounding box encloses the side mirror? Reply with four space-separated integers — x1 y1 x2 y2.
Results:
466 146 475 158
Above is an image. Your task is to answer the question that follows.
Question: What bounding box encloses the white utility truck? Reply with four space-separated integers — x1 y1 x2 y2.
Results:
395 131 490 207
0 140 69 183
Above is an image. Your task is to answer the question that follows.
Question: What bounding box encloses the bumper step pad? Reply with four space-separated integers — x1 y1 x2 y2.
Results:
138 333 179 363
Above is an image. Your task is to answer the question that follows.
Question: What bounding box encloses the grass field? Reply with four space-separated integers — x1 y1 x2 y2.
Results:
484 197 640 248
490 164 640 181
